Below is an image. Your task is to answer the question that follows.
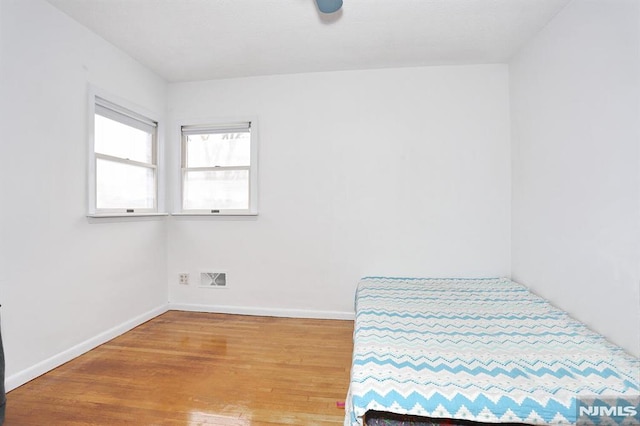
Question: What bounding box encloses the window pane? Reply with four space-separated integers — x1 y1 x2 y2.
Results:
183 170 249 210
95 114 153 163
96 159 155 209
186 132 250 168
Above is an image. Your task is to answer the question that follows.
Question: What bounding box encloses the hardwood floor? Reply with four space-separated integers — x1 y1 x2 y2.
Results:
6 311 354 425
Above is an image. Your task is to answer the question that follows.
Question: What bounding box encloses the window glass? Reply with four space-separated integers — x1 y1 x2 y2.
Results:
96 159 155 209
185 132 250 168
95 114 153 164
183 170 249 210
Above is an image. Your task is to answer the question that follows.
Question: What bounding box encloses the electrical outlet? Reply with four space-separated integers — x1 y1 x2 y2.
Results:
179 273 189 285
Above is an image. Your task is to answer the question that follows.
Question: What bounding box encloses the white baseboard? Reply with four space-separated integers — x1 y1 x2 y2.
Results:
5 304 168 392
168 303 355 321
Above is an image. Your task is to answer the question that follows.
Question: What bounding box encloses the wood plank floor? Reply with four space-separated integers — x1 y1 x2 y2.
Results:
6 311 354 425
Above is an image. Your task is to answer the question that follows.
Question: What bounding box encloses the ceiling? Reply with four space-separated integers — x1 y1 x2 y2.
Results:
45 0 571 83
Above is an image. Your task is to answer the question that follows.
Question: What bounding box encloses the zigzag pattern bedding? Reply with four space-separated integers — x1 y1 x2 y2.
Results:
344 277 639 426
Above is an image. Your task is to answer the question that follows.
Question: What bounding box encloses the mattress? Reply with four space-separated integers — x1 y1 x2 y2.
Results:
344 277 639 426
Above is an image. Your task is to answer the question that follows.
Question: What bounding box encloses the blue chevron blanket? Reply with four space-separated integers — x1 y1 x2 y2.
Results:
344 277 639 426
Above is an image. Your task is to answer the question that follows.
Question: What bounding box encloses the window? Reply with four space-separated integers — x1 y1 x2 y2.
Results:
89 96 158 215
180 122 257 215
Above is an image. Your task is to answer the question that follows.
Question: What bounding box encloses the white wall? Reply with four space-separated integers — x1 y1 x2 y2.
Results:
167 65 512 317
0 0 168 388
510 0 640 356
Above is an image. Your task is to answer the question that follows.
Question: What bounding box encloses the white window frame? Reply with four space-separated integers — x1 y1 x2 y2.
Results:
179 120 258 216
87 88 165 217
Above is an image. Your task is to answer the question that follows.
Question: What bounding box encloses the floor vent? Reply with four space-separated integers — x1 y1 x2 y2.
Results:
200 272 227 288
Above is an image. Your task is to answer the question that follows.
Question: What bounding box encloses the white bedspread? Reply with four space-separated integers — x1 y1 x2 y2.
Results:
345 277 639 426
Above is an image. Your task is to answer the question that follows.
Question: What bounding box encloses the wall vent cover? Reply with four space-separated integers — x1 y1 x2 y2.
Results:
200 272 227 288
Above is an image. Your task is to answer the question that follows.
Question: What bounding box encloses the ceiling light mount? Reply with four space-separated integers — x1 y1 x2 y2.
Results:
315 0 343 14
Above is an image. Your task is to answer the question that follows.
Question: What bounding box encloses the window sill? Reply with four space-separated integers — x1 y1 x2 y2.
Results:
171 212 258 217
87 213 169 218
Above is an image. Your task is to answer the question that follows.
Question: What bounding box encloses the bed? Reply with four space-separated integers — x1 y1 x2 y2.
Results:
344 277 639 426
